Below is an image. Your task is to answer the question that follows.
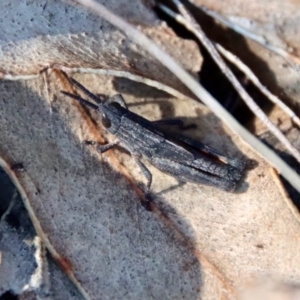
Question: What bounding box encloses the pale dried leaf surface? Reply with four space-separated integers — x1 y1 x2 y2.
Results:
239 280 300 300
1 1 300 300
0 0 201 96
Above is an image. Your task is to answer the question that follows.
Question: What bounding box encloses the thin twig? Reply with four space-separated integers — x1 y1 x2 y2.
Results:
215 44 300 128
170 0 300 128
68 0 300 192
159 1 300 165
0 73 39 80
56 65 196 103
0 157 92 300
0 66 197 106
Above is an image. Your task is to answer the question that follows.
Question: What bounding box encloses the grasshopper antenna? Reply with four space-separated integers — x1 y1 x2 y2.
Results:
68 77 103 104
61 91 99 110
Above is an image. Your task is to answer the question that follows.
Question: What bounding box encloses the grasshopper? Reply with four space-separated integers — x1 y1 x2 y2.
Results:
61 77 245 193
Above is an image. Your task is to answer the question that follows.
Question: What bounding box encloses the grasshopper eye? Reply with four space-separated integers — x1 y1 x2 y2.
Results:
102 113 111 128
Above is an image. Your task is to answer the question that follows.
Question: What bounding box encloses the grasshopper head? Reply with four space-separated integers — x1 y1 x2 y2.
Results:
99 103 123 134
62 76 126 135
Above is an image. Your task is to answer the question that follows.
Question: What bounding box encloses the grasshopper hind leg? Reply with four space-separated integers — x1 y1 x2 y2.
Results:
151 157 237 192
133 156 153 193
174 134 246 171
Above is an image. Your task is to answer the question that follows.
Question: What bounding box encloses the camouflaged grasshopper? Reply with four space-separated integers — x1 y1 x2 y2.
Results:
62 77 245 193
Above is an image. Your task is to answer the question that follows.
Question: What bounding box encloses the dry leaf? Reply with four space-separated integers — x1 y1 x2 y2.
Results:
1 1 300 300
0 0 201 97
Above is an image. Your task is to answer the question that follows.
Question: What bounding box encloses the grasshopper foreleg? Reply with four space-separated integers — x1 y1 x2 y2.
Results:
86 140 119 154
